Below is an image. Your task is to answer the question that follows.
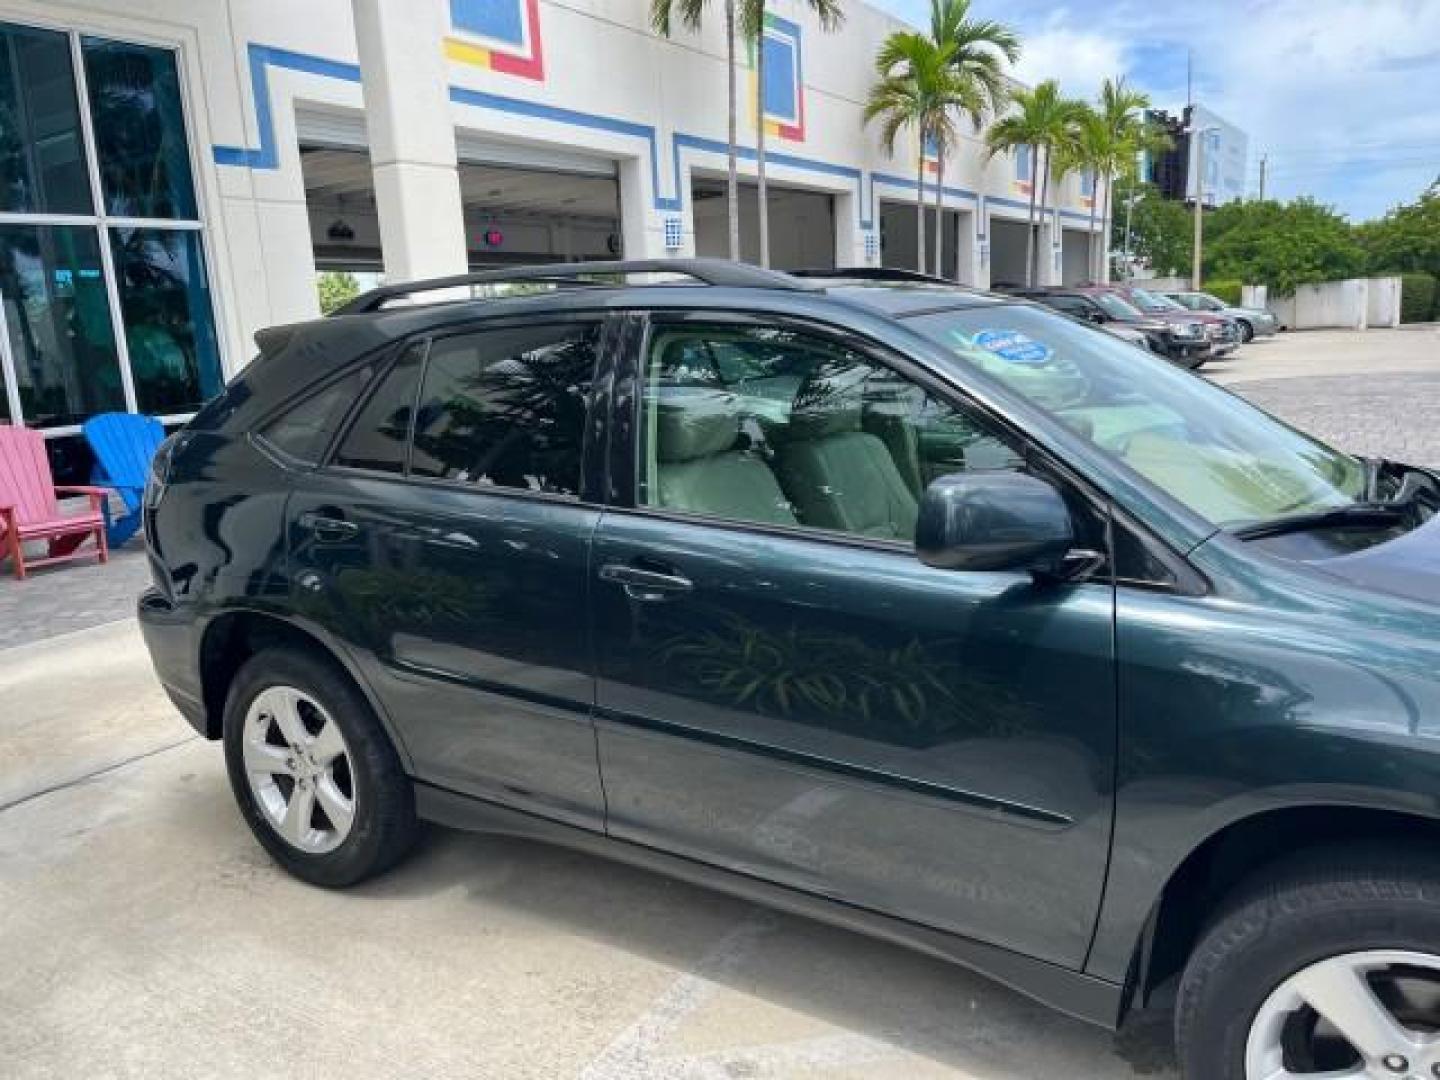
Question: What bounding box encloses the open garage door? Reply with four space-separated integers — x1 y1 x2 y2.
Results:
298 111 623 276
692 177 835 269
988 216 1031 290
880 201 975 283
1062 227 1094 285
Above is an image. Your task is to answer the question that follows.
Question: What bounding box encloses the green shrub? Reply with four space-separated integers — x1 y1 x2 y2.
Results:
1206 280 1243 306
1400 273 1437 323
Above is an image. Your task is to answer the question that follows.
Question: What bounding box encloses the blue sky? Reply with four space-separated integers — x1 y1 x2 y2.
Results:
867 0 1440 221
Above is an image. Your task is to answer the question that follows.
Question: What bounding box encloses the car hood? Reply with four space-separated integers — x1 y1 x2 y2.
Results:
1308 513 1440 605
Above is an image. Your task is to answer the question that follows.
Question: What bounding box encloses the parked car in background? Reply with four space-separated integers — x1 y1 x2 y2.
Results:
140 259 1440 1080
1111 285 1241 359
1009 286 1211 369
1165 290 1280 342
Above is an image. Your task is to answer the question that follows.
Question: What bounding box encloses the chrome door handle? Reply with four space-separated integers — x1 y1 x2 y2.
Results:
598 562 694 601
298 511 359 543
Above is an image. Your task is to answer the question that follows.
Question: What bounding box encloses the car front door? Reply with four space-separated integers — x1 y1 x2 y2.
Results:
591 312 1117 968
286 317 613 830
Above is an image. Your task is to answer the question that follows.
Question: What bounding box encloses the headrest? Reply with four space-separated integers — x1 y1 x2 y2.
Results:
782 369 867 440
655 387 740 462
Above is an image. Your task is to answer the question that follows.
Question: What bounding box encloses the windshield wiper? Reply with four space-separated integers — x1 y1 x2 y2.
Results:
1232 502 1408 540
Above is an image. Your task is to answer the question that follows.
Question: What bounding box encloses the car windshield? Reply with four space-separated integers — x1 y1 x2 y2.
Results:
1091 291 1146 320
1128 288 1181 312
907 304 1366 529
1169 294 1204 311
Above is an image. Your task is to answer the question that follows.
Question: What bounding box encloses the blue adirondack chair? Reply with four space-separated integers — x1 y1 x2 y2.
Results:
82 413 166 547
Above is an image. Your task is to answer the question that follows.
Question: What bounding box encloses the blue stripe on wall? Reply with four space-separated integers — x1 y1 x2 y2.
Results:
212 43 1100 229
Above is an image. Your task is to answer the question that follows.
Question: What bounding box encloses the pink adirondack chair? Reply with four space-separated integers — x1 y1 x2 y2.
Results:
0 425 110 581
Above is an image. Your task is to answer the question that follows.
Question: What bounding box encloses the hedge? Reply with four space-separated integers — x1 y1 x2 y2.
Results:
1401 273 1437 323
1206 280 1243 306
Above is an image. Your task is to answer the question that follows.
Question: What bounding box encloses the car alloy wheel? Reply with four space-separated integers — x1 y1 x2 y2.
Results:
1245 950 1440 1078
242 685 356 855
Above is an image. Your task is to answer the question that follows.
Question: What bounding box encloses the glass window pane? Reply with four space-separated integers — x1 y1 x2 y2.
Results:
334 343 425 474
0 223 125 427
411 322 598 495
259 367 371 466
0 22 91 214
110 227 222 415
82 37 196 220
638 325 1021 541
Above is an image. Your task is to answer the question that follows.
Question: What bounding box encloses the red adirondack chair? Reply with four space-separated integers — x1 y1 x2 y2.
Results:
0 425 110 580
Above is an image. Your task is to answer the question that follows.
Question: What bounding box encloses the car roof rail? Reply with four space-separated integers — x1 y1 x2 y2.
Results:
788 266 963 286
331 258 813 315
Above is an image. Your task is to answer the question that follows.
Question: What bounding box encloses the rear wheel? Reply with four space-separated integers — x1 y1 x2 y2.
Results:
1237 319 1255 343
223 647 417 887
1176 853 1440 1079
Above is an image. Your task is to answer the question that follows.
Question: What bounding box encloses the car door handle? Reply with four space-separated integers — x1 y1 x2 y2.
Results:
298 511 359 543
598 562 694 601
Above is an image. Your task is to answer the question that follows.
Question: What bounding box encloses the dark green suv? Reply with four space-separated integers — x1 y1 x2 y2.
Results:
139 260 1440 1080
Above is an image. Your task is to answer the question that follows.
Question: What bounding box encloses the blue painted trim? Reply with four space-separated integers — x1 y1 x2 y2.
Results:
211 43 1103 234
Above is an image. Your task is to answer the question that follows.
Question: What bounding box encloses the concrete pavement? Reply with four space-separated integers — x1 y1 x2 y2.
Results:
0 620 1174 1079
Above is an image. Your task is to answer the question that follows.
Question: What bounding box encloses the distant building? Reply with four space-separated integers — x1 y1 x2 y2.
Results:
1143 105 1249 207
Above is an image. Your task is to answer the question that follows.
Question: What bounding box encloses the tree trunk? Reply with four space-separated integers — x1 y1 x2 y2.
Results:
933 143 945 277
1100 172 1114 282
755 3 770 268
1023 148 1037 287
724 0 740 261
915 139 927 272
1086 172 1099 282
1034 147 1051 286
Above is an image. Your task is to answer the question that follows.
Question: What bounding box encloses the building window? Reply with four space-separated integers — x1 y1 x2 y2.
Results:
0 20 220 436
1016 145 1033 184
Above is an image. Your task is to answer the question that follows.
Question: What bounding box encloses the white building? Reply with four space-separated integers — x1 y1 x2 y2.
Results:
0 0 1106 473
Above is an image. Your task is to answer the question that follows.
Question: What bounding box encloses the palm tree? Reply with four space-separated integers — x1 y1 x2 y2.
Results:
924 0 1018 277
745 0 843 268
1092 77 1167 280
985 79 1086 286
865 34 965 273
652 0 742 261
1056 106 1107 281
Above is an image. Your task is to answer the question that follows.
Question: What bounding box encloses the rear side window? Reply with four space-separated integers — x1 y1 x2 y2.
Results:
410 321 599 496
333 342 426 474
258 366 370 465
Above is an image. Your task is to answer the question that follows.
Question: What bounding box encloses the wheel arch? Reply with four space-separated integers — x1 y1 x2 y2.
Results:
198 609 413 772
1124 803 1440 1016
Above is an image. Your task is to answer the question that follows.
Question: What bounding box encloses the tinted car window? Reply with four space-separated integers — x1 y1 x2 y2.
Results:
638 323 1022 543
258 366 371 465
410 321 599 495
333 342 426 474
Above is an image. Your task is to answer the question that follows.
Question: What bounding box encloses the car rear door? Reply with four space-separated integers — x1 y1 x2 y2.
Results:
285 315 615 830
590 310 1117 969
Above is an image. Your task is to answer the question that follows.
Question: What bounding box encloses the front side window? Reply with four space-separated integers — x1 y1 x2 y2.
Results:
410 321 598 495
909 303 1365 528
637 322 1022 542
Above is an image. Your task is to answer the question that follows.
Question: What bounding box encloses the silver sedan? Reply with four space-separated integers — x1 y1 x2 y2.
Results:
1165 291 1280 342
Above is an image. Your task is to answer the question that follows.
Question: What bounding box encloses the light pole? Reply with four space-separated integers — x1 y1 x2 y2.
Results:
1189 124 1219 289
1121 190 1142 282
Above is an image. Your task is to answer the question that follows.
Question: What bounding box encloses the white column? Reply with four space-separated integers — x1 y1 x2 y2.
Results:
834 190 868 268
955 209 979 285
352 0 468 282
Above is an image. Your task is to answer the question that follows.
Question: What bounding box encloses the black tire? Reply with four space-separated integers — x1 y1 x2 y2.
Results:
1175 849 1440 1080
223 646 417 887
1183 352 1208 372
1237 319 1255 343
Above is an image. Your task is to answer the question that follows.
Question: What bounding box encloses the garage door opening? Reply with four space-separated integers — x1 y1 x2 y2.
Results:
988 216 1033 289
301 145 623 283
1062 227 1095 285
691 177 835 269
880 201 974 282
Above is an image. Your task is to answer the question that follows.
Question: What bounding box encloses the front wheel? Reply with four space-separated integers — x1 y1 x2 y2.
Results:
223 646 418 887
1237 319 1255 343
1176 853 1440 1079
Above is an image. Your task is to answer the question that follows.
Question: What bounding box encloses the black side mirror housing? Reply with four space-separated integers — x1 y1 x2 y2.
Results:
916 472 1076 573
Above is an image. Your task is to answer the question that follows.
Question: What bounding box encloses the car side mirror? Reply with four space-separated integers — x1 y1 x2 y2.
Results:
915 472 1076 574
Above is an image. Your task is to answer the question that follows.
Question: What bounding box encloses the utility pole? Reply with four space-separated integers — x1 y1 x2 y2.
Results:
1258 153 1268 201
